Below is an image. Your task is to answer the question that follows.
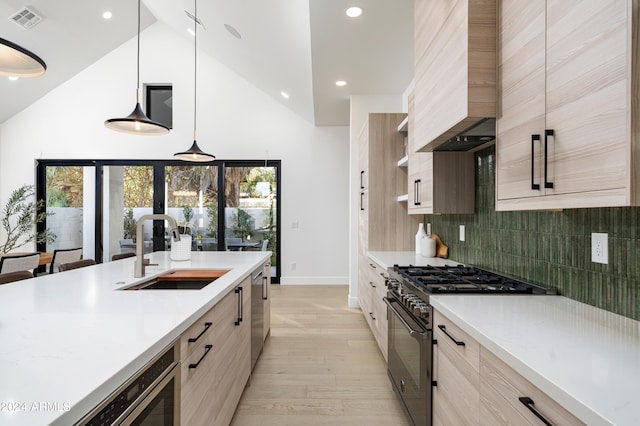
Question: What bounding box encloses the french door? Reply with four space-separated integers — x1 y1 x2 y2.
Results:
36 159 281 282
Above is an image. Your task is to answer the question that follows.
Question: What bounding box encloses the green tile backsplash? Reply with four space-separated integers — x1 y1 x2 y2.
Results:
426 145 639 320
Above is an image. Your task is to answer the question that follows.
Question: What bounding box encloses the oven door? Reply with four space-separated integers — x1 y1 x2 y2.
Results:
384 296 432 426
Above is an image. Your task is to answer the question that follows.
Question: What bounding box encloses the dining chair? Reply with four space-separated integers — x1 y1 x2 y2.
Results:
49 248 83 274
225 238 242 251
0 252 40 274
112 252 136 261
58 259 96 272
0 270 34 285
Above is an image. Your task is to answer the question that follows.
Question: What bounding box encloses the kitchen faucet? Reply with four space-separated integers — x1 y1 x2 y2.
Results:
134 214 181 278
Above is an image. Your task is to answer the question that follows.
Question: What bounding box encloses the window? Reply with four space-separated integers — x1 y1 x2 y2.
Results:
145 85 173 129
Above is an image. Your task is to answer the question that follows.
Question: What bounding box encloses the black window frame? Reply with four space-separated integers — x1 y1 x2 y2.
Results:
35 158 281 282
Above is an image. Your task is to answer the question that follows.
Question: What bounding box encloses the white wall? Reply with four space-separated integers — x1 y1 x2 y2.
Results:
0 21 349 285
348 95 404 308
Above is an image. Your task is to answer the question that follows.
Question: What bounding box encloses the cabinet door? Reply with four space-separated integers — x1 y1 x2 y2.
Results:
358 122 369 191
213 279 251 426
433 311 480 425
544 0 628 196
496 0 546 202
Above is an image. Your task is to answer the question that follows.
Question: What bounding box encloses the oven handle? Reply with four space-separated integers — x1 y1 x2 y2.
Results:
384 297 429 340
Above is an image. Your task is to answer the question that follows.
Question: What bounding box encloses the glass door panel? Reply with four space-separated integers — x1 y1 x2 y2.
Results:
224 165 277 267
102 165 154 262
165 165 219 251
44 165 95 260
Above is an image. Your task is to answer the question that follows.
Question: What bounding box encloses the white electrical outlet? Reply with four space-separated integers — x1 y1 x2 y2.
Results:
591 233 608 264
459 225 465 242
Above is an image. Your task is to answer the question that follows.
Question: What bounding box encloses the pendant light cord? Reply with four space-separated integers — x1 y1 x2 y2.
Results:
193 0 198 141
136 0 141 102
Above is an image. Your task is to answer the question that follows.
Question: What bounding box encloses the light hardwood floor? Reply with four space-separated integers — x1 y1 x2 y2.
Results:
231 285 410 426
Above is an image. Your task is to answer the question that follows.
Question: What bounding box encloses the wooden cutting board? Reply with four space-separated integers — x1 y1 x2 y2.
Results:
431 233 449 258
156 269 229 281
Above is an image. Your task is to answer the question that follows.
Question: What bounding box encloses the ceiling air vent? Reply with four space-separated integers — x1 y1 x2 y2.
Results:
9 6 45 30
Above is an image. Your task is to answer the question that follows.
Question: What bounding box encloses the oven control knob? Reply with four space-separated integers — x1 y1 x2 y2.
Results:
386 279 399 290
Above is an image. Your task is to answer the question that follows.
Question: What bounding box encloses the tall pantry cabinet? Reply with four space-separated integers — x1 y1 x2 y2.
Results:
496 0 640 210
358 113 422 359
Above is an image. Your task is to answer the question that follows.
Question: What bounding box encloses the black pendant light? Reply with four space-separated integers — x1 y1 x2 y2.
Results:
105 0 169 135
0 37 46 78
174 0 215 162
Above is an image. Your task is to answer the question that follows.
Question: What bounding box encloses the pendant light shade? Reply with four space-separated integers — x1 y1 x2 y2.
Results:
175 0 215 162
174 140 216 162
105 0 169 135
0 37 46 78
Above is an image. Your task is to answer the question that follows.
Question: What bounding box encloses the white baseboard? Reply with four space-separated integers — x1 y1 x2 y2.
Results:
279 276 348 285
348 294 360 309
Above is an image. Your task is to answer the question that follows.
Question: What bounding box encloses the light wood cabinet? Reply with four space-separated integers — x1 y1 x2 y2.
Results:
357 113 420 359
361 258 388 361
414 0 497 152
432 309 480 425
180 277 252 426
212 277 251 426
432 308 584 425
496 0 638 210
480 347 584 425
407 92 476 215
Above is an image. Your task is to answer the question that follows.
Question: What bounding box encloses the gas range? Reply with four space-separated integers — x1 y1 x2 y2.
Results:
384 264 553 426
389 264 553 304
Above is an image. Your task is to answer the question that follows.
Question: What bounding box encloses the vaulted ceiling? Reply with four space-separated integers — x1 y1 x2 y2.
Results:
0 0 413 126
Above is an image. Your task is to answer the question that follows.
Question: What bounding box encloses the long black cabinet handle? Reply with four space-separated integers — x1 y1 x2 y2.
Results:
235 286 243 325
369 312 376 320
437 324 465 346
544 129 554 189
519 397 553 426
188 322 212 343
360 192 365 211
531 134 540 190
360 170 365 189
262 276 268 300
189 344 213 369
414 179 421 206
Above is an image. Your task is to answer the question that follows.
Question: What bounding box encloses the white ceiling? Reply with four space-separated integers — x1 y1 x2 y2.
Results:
0 0 414 126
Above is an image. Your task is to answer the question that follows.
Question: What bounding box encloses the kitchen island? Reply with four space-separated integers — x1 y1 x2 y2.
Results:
0 251 270 426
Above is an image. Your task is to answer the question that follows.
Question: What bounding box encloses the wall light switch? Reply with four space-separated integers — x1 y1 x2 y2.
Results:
591 233 608 264
459 225 465 242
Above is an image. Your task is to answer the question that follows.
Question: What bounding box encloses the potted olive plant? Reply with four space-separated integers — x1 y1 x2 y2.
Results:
0 184 56 253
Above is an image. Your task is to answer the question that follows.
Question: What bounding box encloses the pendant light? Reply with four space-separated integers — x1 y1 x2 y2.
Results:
0 37 46 78
174 0 215 162
104 0 169 135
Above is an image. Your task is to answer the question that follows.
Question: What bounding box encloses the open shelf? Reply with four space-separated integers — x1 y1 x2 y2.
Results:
397 194 408 202
397 155 408 167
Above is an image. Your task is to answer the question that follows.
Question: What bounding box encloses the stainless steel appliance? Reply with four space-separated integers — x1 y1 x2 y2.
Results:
251 266 264 371
77 342 180 425
385 264 552 426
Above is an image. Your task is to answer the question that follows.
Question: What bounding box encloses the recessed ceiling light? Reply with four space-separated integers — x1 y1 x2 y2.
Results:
102 11 112 20
8 76 19 81
336 80 347 87
280 91 290 99
346 6 363 18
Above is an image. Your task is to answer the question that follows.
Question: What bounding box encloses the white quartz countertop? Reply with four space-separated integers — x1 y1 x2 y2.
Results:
430 295 640 426
367 251 459 270
0 251 269 426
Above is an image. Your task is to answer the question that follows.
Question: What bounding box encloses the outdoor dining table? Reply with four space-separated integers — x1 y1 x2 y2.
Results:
226 242 260 251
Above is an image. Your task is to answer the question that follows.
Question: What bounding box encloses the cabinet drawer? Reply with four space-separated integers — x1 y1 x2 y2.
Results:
480 347 584 425
181 337 216 426
180 306 215 361
433 310 480 372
